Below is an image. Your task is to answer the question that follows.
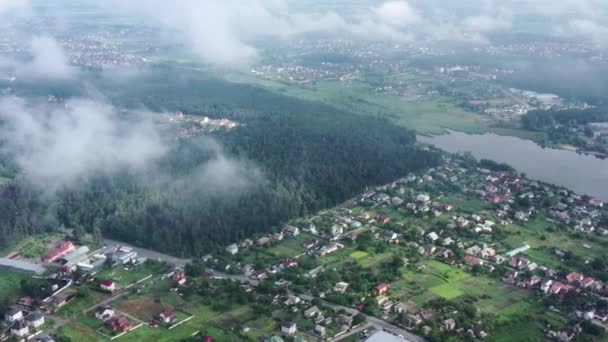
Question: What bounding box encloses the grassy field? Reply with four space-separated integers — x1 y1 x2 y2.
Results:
0 268 33 301
56 290 108 318
350 251 369 260
58 295 250 342
58 321 106 342
440 194 490 213
225 73 491 134
0 233 61 259
429 283 465 299
266 233 318 258
95 262 169 288
500 217 608 264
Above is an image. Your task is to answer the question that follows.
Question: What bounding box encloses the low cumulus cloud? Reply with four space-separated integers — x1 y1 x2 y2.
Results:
171 138 263 196
0 96 168 191
0 96 263 197
0 36 77 81
101 0 427 66
0 0 28 13
19 36 76 80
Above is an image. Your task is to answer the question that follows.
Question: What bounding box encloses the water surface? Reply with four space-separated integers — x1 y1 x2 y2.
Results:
419 131 608 200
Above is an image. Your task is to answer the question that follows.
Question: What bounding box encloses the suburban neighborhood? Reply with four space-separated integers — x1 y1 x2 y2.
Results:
2 154 608 341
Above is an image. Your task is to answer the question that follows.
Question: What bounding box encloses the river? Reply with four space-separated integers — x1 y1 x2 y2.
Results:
418 131 608 201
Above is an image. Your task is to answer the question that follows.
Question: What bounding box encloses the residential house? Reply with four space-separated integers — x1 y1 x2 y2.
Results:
41 240 75 263
464 255 484 266
372 283 390 296
391 197 404 206
280 322 297 335
442 319 456 331
10 320 29 337
333 282 349 294
25 311 45 328
272 232 284 241
95 306 115 321
541 280 553 293
330 225 344 236
375 295 389 306
575 306 596 320
5 307 23 322
100 279 116 293
581 277 596 289
566 272 584 284
427 232 439 242
257 237 271 245
282 226 300 236
304 306 321 318
225 244 239 255
416 194 430 203
158 308 175 324
284 295 301 306
106 317 131 332
377 214 390 224
173 270 187 286
314 325 326 337
442 237 455 246
303 240 318 249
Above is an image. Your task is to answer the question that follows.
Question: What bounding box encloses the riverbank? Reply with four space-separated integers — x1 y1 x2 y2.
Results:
418 131 608 201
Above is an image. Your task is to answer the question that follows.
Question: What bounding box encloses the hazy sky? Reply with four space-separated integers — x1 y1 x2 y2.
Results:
96 0 608 66
2 0 607 67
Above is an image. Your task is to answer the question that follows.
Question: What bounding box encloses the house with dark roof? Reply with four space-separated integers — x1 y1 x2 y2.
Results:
5 307 23 322
25 311 45 328
10 320 29 337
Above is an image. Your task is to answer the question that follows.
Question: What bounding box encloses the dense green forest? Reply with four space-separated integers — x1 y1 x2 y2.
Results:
0 66 441 256
520 106 608 152
522 107 608 130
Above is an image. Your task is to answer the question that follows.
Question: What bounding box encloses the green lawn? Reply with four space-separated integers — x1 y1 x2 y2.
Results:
350 251 369 260
57 321 106 342
441 194 490 213
429 284 465 299
358 252 394 268
224 74 491 134
0 268 33 301
266 233 318 258
95 261 169 288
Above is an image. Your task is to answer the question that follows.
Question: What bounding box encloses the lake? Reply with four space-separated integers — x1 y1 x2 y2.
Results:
418 131 608 200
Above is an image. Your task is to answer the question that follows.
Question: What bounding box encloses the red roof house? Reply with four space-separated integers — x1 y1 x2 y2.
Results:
173 270 187 285
41 240 75 262
106 317 131 332
372 283 389 296
377 214 390 224
100 279 116 293
566 272 584 284
158 308 175 323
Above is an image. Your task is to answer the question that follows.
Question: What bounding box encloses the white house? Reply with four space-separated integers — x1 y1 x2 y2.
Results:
427 232 439 242
281 322 297 335
5 307 23 322
25 311 45 328
95 306 115 321
225 244 239 255
10 321 29 337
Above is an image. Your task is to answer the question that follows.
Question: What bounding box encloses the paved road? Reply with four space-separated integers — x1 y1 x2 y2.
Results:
101 239 423 341
293 292 425 342
330 323 373 341
102 238 191 268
